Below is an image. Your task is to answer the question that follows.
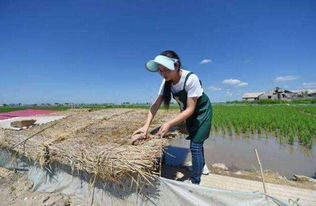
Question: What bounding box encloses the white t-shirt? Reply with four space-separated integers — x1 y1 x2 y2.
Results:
158 69 204 97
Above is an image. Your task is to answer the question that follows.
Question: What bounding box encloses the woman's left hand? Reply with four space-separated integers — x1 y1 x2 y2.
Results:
157 122 172 137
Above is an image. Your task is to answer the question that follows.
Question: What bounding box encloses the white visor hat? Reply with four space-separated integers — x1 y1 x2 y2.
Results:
145 55 178 72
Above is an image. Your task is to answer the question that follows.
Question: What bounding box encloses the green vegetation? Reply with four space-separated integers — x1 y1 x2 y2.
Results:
213 105 316 148
0 106 70 113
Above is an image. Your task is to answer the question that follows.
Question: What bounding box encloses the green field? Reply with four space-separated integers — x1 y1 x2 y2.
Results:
213 105 316 148
1 104 316 147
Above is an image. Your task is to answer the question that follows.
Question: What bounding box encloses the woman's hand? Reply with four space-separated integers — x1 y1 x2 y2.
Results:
156 122 172 137
133 125 149 137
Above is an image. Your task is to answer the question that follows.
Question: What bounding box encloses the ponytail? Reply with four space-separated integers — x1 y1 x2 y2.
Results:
159 50 181 109
163 81 172 108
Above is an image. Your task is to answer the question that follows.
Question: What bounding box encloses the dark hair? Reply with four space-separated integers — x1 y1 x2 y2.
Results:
160 50 181 108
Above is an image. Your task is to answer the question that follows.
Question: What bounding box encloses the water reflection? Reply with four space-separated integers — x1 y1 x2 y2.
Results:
165 133 316 178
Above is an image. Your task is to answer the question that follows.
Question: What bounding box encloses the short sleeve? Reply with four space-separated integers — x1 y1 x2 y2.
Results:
185 74 204 98
158 79 165 96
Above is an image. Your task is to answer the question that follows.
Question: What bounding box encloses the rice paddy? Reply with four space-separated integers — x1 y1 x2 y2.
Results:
212 105 316 148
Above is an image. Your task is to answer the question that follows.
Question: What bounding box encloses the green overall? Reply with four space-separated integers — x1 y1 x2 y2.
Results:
173 72 213 143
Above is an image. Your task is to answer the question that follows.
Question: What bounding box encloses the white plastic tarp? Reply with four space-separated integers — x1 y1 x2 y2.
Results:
0 115 66 130
0 148 289 206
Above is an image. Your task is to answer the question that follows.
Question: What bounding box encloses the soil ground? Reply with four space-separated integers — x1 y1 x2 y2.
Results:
0 167 73 206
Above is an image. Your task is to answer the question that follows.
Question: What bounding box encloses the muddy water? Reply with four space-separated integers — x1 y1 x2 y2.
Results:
164 134 316 178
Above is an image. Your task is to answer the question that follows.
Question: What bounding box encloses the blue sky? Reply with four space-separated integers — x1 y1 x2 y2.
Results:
1 0 315 104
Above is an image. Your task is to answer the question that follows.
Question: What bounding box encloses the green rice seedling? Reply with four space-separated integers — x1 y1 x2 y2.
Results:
211 104 316 147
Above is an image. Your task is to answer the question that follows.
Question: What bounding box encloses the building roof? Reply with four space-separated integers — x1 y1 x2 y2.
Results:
242 92 264 98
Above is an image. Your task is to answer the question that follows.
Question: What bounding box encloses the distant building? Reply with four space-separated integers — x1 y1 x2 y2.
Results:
242 87 316 101
307 89 316 98
259 87 296 101
291 89 316 98
242 92 264 101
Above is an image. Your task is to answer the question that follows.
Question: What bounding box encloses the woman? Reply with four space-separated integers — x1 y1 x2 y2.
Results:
133 50 212 184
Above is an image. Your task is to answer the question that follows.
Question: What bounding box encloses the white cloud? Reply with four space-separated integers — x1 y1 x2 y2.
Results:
236 82 248 87
222 79 248 87
302 82 316 88
274 75 299 82
209 86 222 91
199 59 212 64
222 79 241 85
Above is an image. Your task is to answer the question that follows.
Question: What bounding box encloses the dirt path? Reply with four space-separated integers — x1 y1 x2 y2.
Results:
200 173 316 206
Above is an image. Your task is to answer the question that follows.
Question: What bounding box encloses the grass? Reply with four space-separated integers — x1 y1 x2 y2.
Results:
1 104 315 148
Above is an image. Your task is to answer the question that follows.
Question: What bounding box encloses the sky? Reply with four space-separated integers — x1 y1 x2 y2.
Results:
1 0 316 104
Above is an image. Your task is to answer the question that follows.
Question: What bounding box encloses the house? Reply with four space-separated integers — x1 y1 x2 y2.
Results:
242 92 264 101
259 87 296 101
292 89 316 98
242 87 316 101
307 89 316 98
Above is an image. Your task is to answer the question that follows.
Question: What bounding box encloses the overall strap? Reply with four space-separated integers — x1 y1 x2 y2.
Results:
183 72 194 91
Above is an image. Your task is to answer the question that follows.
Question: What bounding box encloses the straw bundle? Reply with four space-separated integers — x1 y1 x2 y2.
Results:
0 108 184 184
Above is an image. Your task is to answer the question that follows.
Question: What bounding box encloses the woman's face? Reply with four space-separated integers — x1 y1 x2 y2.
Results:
158 64 179 81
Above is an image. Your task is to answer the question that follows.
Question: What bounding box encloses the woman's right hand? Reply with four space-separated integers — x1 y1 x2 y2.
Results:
132 125 149 137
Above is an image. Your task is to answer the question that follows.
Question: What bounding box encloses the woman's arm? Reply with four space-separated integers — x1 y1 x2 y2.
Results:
133 95 163 136
145 95 163 127
157 97 197 136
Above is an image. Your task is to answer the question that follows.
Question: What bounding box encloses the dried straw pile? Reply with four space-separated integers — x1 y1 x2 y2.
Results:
0 108 184 184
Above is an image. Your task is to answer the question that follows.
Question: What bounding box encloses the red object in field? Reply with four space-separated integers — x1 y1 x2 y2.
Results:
0 109 57 120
